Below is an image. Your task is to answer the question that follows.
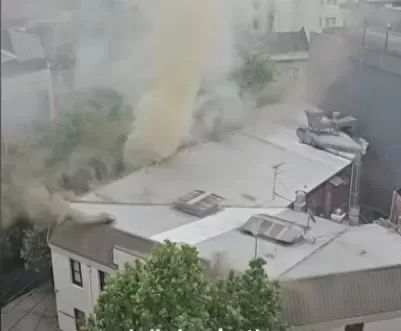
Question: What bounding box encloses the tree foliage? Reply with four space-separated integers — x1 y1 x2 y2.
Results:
20 226 51 272
86 241 285 331
2 88 132 272
233 52 275 95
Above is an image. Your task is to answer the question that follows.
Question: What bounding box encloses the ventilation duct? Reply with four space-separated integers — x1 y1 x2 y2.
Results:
297 109 369 225
293 190 307 212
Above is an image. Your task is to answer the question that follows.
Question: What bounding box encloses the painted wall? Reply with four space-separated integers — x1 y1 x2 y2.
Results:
248 0 348 36
50 246 115 331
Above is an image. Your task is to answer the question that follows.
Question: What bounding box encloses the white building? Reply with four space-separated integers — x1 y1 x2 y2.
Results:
1 28 55 140
47 104 401 331
249 0 349 37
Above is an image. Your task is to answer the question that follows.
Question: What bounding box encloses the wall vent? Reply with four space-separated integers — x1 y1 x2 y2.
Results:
241 214 305 244
172 190 225 217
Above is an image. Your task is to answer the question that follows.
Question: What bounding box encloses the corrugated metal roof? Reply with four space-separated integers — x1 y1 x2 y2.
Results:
282 265 401 327
48 222 160 268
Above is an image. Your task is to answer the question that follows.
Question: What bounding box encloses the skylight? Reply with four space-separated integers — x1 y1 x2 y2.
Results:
172 190 225 217
241 214 305 244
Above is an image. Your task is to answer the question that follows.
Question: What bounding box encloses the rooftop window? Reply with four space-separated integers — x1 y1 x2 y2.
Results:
172 190 225 217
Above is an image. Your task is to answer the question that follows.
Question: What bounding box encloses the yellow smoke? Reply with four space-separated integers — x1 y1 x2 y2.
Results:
123 0 221 168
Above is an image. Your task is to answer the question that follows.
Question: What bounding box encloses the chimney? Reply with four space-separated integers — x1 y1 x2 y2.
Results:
294 190 307 212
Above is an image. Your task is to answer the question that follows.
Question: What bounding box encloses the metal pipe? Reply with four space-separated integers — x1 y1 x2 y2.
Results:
385 24 392 54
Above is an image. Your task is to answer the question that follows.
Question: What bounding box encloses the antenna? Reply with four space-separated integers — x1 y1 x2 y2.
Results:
272 162 285 200
305 208 317 244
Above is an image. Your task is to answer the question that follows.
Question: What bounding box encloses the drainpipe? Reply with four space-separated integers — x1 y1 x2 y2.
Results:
362 20 367 48
349 152 362 225
385 24 392 54
389 189 396 223
88 267 94 308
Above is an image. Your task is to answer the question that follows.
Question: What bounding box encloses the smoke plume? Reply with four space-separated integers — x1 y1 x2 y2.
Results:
123 0 225 168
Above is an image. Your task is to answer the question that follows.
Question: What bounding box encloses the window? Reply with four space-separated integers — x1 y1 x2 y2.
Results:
319 17 322 28
99 270 109 291
70 259 83 287
325 17 337 28
74 308 86 331
268 13 275 32
253 19 259 30
292 66 300 79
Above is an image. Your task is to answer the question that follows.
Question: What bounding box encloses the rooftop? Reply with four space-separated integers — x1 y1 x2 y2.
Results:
282 264 401 329
51 199 401 281
81 104 351 208
241 28 309 62
1 28 45 61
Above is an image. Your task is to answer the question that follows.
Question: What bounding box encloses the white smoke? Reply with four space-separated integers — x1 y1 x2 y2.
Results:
123 0 236 168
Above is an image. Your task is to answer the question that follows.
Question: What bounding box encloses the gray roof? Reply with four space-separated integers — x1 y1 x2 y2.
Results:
48 222 161 268
282 265 401 327
1 28 45 61
238 29 309 60
262 28 309 55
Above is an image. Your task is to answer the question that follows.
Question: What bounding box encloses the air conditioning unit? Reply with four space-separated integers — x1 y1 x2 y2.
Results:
331 208 346 223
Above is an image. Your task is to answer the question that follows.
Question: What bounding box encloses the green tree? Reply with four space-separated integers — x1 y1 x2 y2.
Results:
20 226 51 272
86 241 211 331
2 88 133 273
86 242 286 331
233 52 275 95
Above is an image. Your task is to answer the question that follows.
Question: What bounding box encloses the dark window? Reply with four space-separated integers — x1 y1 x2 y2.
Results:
99 270 109 291
253 19 259 30
70 259 83 287
345 323 364 331
74 308 86 331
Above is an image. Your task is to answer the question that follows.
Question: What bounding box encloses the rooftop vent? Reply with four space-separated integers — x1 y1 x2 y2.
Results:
172 190 225 217
241 214 305 244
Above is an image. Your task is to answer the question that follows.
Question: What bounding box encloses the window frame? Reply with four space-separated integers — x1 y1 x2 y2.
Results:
98 270 109 292
70 259 83 287
74 308 86 331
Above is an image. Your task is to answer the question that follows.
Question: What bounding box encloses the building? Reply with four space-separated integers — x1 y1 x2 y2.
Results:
247 0 349 37
307 25 401 219
1 28 55 140
244 28 310 104
390 187 401 225
45 104 401 331
341 0 401 30
48 202 401 330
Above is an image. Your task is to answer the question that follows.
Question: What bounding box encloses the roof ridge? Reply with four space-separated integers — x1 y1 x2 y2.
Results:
278 227 350 278
281 263 401 284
